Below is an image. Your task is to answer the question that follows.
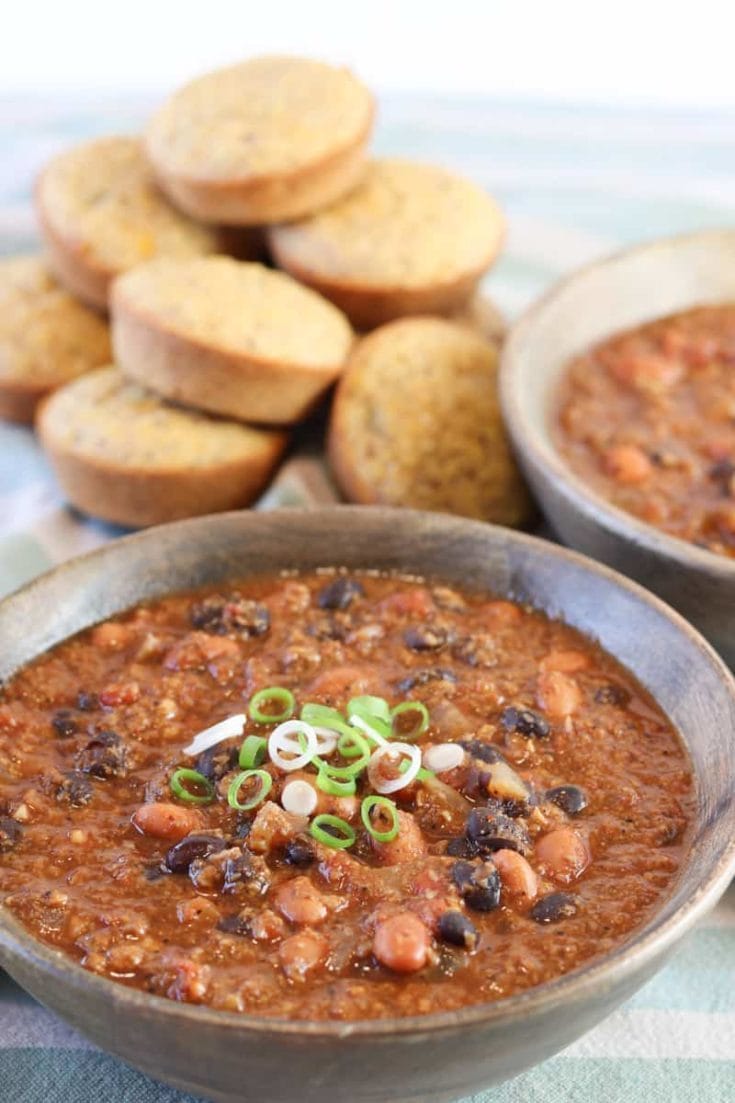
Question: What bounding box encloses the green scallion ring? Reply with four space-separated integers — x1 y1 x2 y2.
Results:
320 729 371 774
249 686 295 724
347 694 392 738
169 768 215 805
227 769 273 811
316 769 357 797
309 813 356 849
390 700 430 740
300 702 354 738
361 795 400 843
239 734 267 769
398 759 435 781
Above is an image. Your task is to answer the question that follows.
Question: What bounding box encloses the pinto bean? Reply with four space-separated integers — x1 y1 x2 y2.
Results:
273 876 328 925
535 827 590 884
372 810 427 866
536 671 582 718
540 650 590 674
132 802 204 841
279 930 329 980
317 577 365 610
603 444 653 485
373 912 430 974
493 848 539 903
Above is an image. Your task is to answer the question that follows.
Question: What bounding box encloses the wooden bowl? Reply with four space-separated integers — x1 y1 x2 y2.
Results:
0 507 733 1103
499 228 735 668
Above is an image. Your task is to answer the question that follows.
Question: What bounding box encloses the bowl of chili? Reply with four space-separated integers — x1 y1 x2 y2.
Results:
0 506 733 1102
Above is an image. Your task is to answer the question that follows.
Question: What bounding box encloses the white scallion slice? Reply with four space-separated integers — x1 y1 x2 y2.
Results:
368 741 422 794
312 727 340 756
182 713 246 757
423 743 465 774
349 714 389 747
281 778 319 817
268 720 318 772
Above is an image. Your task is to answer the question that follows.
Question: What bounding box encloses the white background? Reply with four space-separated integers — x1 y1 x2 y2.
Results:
2 0 735 107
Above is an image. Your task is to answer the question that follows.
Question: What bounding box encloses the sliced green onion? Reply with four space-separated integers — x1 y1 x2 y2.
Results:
337 729 372 760
170 768 215 805
239 734 267 769
391 700 430 740
309 813 356 849
227 769 273 811
316 769 357 797
300 703 354 738
361 795 400 843
249 687 295 724
347 695 392 738
398 758 435 782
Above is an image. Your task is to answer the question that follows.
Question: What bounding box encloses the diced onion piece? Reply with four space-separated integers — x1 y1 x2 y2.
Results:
268 720 318 772
423 743 465 773
182 713 246 757
368 741 422 794
281 779 318 817
485 760 529 803
349 714 389 747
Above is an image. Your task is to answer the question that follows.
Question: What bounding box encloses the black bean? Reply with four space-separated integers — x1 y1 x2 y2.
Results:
0 816 21 853
75 729 127 779
143 863 167 882
51 709 78 738
317 577 365 610
446 836 477 859
451 634 496 667
452 860 501 912
708 457 735 494
232 818 252 840
396 667 458 693
438 910 479 949
460 739 506 765
465 806 531 856
190 594 270 639
500 706 550 739
530 892 578 924
404 625 447 652
593 684 631 706
195 743 239 783
546 784 588 816
76 690 99 712
165 833 227 874
55 771 93 807
283 837 316 867
216 914 249 936
222 851 270 896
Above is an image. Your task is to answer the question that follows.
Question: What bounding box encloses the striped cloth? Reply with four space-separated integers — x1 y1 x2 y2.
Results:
1 93 733 1101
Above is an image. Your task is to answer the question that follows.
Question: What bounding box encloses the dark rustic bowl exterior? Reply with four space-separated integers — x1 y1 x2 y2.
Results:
1 508 734 1103
499 229 735 668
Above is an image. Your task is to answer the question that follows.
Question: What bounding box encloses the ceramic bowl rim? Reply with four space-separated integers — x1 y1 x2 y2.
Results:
498 226 735 582
1 506 734 1041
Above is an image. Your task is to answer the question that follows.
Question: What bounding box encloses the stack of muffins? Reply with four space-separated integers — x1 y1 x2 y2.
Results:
1 55 531 529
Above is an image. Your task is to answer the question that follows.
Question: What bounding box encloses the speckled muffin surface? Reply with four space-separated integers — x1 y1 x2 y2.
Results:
145 56 374 224
0 255 111 423
328 317 532 525
269 159 505 328
111 256 353 425
37 367 287 527
35 137 220 309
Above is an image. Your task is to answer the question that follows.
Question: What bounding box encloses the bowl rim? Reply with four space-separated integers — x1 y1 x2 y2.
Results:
498 226 735 581
1 505 734 1041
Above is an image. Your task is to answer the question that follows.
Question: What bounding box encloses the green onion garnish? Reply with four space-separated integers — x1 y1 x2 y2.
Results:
398 759 434 782
239 734 267 769
361 795 400 842
227 768 273 811
249 687 295 724
391 700 430 740
337 729 372 760
316 769 357 797
309 813 356 849
300 702 354 737
169 768 215 805
347 695 392 738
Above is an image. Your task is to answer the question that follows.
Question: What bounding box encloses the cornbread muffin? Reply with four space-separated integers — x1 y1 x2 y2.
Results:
328 317 532 525
145 56 374 225
112 256 354 425
269 159 505 329
0 255 111 423
35 136 224 310
37 367 287 528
